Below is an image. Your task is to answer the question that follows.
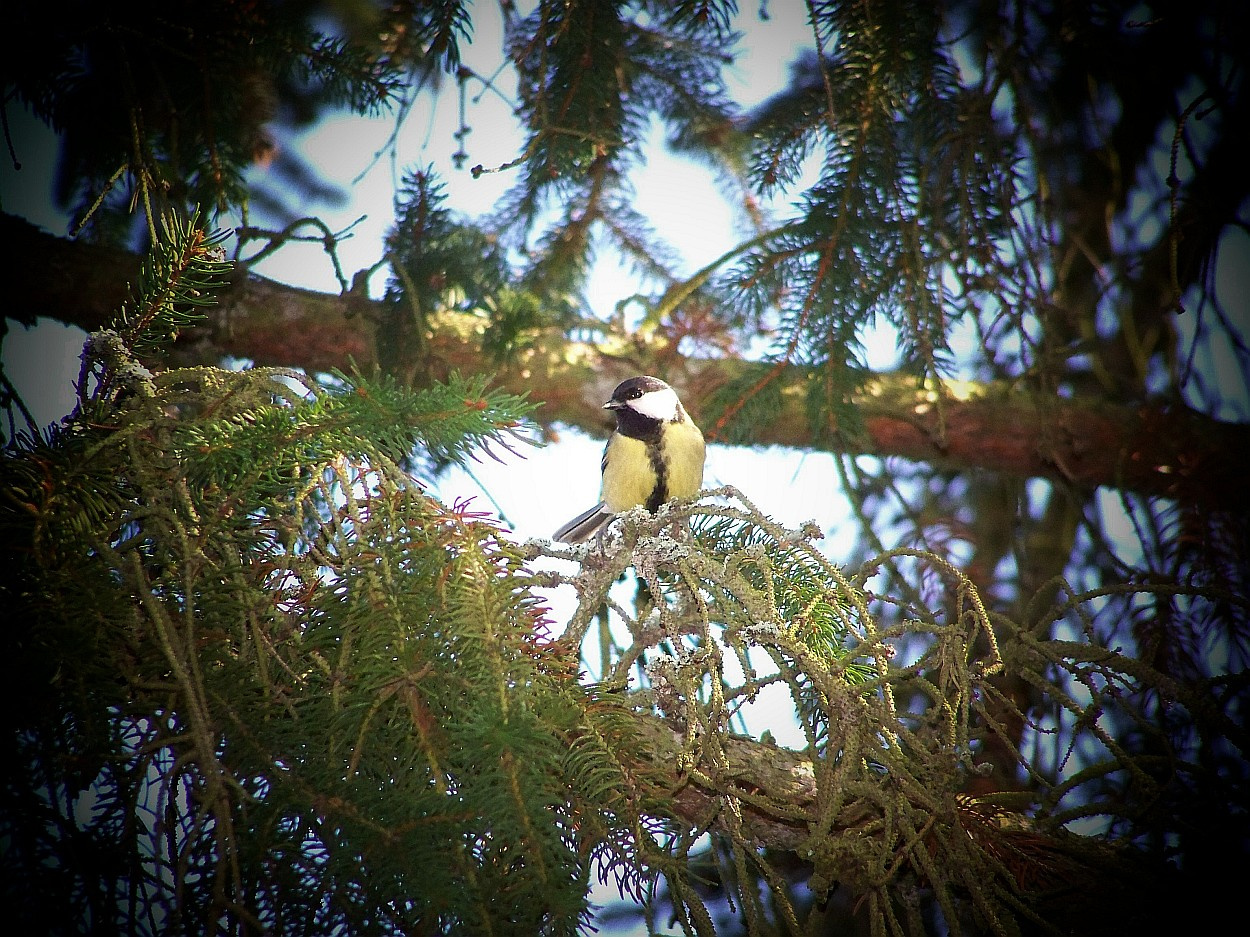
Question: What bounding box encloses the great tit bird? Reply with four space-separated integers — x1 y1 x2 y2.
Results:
554 375 705 543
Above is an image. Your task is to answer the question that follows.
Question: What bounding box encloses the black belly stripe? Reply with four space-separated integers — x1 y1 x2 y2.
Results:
614 408 669 513
646 441 668 512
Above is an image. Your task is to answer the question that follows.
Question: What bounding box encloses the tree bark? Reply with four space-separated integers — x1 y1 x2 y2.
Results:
6 212 1245 512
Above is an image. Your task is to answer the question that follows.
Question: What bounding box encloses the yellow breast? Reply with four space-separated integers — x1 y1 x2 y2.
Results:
599 421 705 513
660 419 705 499
601 434 656 512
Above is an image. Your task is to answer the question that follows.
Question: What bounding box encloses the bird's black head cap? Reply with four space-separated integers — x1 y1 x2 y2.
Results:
605 375 670 408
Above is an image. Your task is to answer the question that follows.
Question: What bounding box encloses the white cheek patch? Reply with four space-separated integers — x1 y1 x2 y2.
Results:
629 387 680 421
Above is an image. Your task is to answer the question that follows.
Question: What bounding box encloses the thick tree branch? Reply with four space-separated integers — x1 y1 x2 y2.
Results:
5 212 1245 512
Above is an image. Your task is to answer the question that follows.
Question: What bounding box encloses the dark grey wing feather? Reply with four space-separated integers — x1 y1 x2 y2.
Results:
553 503 613 543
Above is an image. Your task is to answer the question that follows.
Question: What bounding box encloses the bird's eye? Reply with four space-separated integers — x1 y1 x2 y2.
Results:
628 389 641 399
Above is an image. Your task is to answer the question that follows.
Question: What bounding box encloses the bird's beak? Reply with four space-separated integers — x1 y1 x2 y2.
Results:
603 399 621 410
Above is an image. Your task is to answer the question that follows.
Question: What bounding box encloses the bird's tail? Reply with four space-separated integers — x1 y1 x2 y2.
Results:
553 503 613 543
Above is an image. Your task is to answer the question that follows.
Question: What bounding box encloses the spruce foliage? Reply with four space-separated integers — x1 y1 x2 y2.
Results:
0 217 635 934
3 1 405 238
3 1 1248 934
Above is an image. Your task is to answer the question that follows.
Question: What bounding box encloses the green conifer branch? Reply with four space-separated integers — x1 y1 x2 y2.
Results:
121 214 231 349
